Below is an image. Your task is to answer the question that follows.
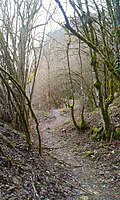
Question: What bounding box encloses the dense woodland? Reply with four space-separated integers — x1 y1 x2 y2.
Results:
0 0 120 199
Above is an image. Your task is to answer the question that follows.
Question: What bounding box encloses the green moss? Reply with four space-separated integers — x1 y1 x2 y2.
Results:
92 127 98 134
105 75 114 109
91 128 106 141
95 107 99 111
113 129 120 140
97 131 106 141
80 119 87 129
94 81 101 89
79 113 87 129
60 108 69 115
78 196 90 200
84 151 94 157
91 127 98 141
91 134 97 141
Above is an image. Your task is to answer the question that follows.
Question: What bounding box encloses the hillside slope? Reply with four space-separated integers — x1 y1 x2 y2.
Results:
0 105 120 200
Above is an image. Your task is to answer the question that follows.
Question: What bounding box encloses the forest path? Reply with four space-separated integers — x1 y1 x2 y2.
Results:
37 108 120 200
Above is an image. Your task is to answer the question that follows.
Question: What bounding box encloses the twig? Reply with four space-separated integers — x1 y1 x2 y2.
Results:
30 173 40 200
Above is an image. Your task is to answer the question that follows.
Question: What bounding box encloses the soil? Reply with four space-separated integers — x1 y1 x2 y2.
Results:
0 105 120 200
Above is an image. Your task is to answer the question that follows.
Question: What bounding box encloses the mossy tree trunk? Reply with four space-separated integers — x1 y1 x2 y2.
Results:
66 32 87 131
91 52 114 140
66 32 80 130
0 67 42 155
54 0 119 140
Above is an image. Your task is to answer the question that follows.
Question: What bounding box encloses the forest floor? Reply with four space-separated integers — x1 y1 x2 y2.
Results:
0 104 120 200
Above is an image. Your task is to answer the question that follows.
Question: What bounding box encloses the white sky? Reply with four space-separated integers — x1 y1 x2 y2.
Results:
42 0 74 33
0 0 101 41
41 0 99 34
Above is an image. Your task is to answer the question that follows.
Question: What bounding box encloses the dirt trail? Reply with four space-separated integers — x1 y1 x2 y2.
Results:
38 109 120 200
1 108 119 199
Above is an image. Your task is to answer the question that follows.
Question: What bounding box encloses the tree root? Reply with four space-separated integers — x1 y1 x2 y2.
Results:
45 150 69 166
44 149 84 168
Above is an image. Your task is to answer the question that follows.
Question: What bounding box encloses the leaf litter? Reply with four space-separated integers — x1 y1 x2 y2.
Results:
0 106 120 199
